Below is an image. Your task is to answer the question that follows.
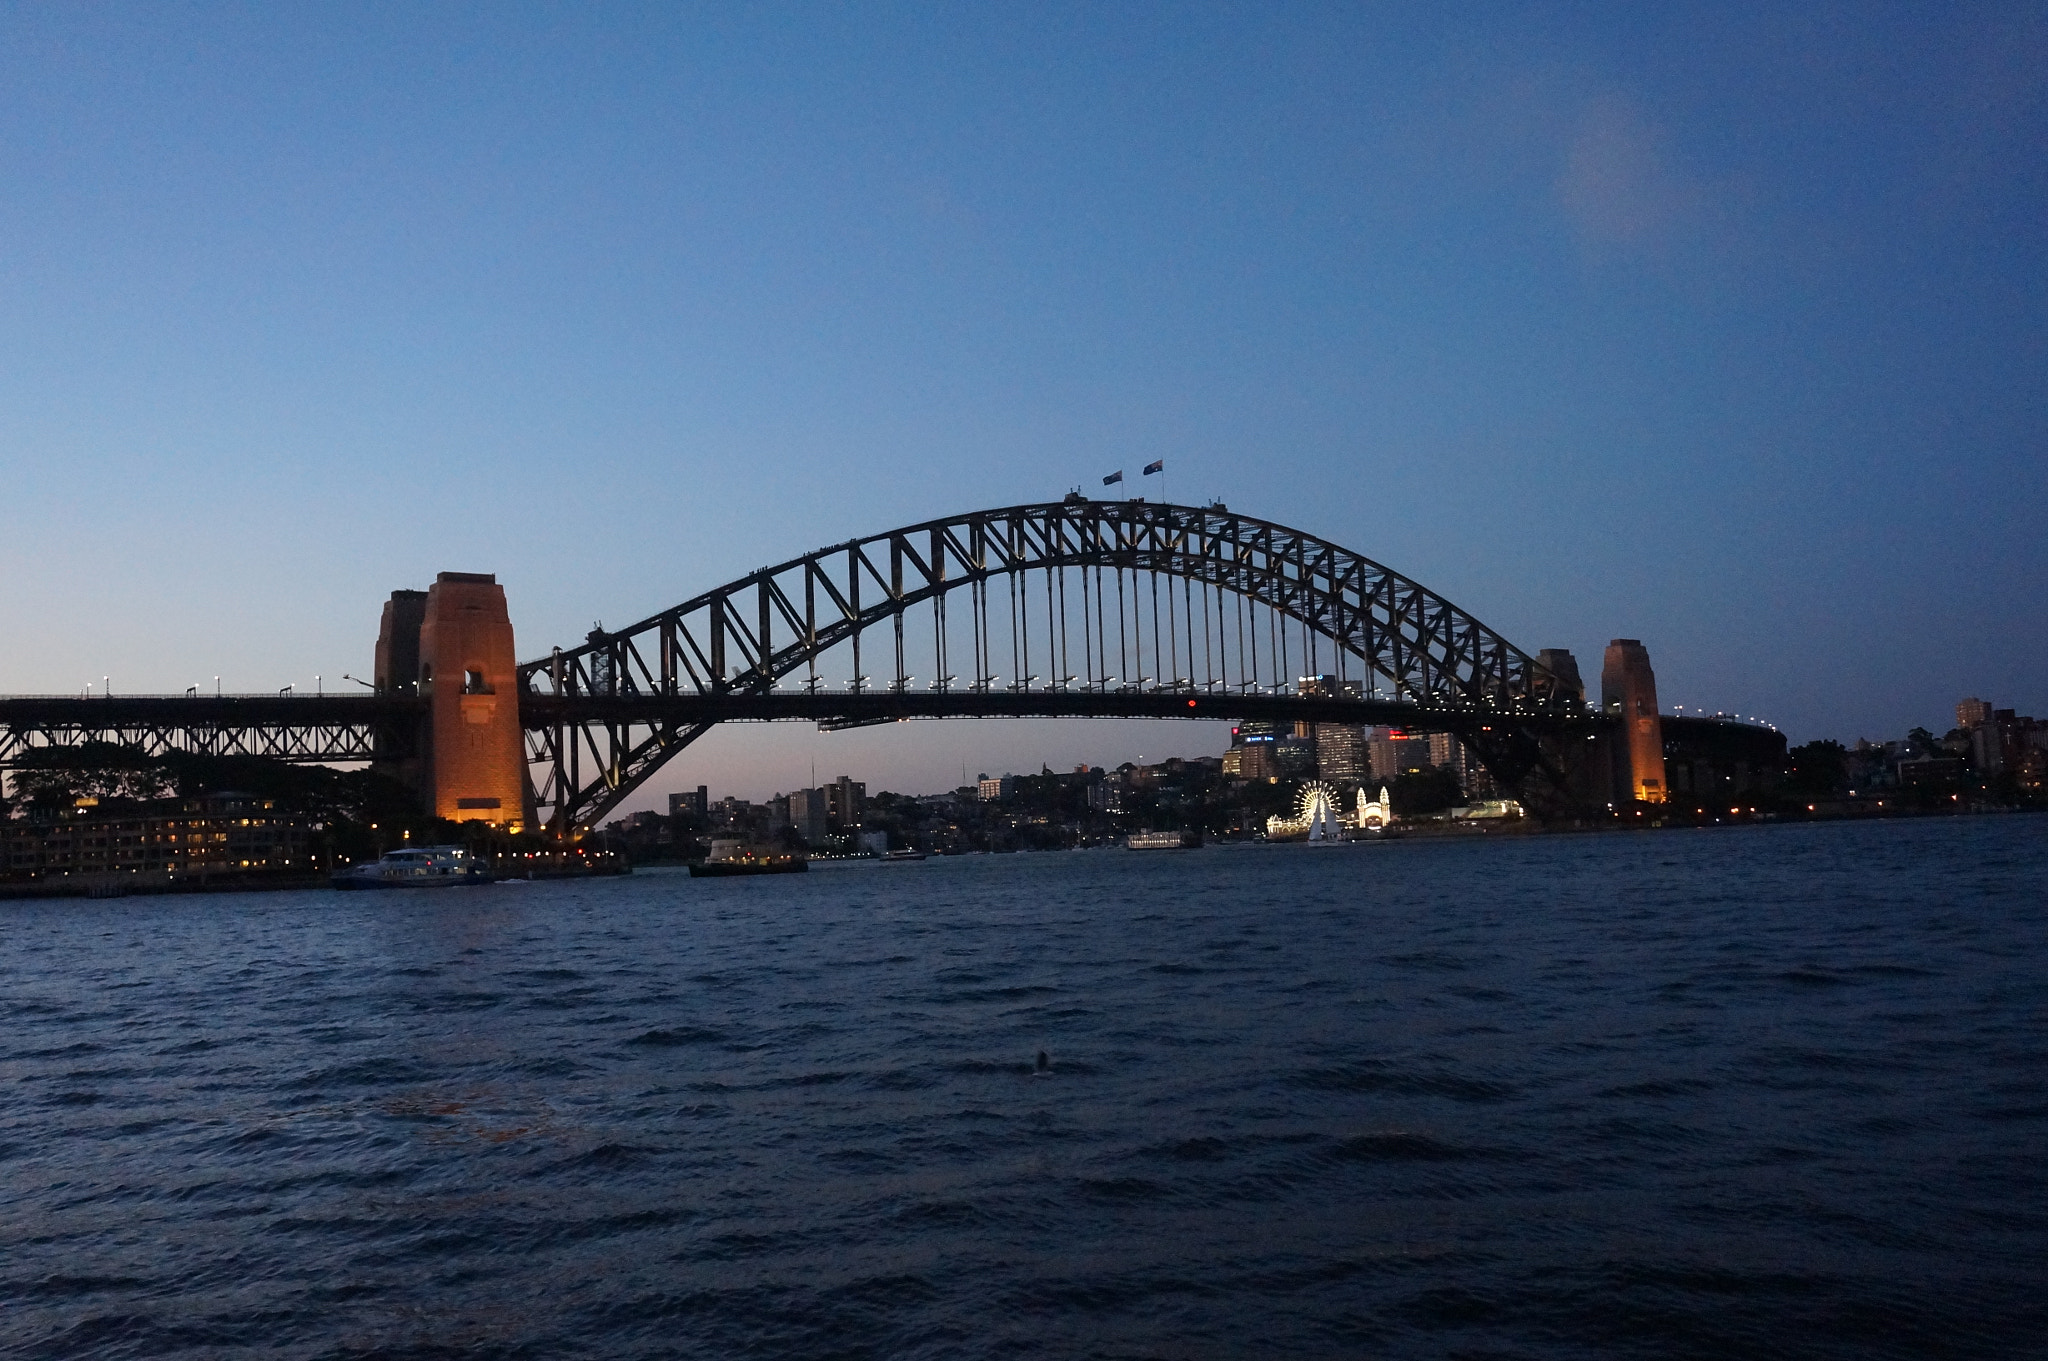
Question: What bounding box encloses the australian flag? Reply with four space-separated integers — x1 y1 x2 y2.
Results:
1102 470 1123 486
1142 460 1164 476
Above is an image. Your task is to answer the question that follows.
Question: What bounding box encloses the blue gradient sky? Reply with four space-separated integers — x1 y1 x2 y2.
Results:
3 3 2042 805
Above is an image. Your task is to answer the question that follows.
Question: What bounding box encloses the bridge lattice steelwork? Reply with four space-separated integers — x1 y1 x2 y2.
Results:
519 499 1589 831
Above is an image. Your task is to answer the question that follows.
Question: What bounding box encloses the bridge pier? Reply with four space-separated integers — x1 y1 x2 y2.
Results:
1601 639 1668 806
374 573 531 828
371 589 427 793
1511 639 1670 818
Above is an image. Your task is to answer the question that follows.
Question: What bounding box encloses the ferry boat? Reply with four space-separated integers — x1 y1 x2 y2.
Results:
331 845 493 890
689 839 808 877
879 849 927 863
1126 829 1203 850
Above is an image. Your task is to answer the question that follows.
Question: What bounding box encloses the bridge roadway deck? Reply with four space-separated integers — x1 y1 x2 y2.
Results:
517 689 1605 734
0 690 1603 764
0 694 423 764
0 695 423 725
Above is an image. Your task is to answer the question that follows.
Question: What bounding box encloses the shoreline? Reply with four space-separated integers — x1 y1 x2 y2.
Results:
4 806 2038 901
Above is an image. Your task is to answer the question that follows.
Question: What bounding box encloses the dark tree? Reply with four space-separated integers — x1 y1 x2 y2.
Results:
1786 739 1850 797
9 742 176 804
1390 767 1463 816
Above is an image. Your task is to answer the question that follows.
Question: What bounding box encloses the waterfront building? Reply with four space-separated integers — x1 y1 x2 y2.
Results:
2 793 309 886
1898 757 1967 788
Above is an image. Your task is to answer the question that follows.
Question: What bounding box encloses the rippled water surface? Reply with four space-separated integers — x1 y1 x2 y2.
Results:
5 817 2046 1358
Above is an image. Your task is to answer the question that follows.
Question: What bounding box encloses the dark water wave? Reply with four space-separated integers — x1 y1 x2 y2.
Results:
3 818 2045 1358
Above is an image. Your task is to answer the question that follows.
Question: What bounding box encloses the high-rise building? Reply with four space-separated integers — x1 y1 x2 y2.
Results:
1427 732 1459 775
1292 676 1367 788
787 788 829 846
1966 706 2043 779
1235 743 1279 781
1957 697 1993 731
1424 732 1498 798
1601 639 1667 803
825 775 865 828
1274 735 1317 778
1231 720 1281 781
1315 723 1368 787
669 786 709 821
1368 727 1429 781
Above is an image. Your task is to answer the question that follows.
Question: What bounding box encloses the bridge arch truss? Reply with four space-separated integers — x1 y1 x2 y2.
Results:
518 500 1585 831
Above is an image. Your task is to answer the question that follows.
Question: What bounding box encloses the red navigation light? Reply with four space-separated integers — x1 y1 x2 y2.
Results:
1187 699 1197 708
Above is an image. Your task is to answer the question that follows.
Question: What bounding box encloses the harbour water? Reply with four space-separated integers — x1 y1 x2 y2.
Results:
4 817 2044 1358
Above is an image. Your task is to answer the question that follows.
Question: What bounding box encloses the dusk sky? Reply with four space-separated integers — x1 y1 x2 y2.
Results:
3 3 2042 806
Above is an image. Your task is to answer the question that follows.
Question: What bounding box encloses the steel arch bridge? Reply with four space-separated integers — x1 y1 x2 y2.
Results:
519 498 1592 832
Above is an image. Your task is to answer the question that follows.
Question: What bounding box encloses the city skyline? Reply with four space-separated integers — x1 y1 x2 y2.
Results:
3 6 2043 804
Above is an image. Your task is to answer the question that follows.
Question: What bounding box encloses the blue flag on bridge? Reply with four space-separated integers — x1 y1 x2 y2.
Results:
1102 470 1123 485
1142 460 1164 475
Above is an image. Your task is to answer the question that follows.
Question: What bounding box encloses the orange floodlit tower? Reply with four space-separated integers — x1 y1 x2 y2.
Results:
1601 638 1667 804
415 573 526 825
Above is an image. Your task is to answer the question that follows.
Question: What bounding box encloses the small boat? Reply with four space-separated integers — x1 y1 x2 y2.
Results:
879 849 927 863
689 839 807 877
1126 829 1203 850
332 845 493 890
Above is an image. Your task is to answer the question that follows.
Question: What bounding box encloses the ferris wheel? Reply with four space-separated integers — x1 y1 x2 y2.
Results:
1267 780 1346 841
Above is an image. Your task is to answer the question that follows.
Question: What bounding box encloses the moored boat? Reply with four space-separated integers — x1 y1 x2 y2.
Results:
1126 829 1202 850
332 846 493 889
689 839 808 877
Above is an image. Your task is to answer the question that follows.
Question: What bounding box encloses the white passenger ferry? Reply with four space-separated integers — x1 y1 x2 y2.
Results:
1126 829 1203 850
331 846 493 889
